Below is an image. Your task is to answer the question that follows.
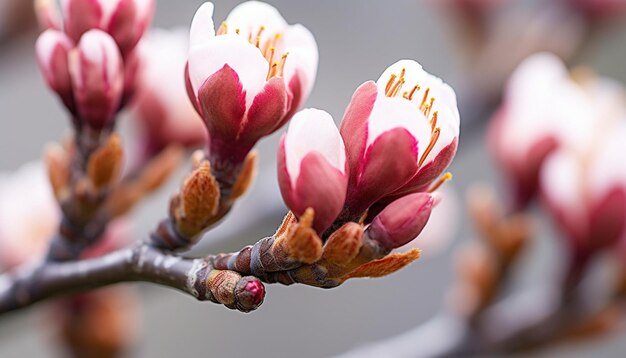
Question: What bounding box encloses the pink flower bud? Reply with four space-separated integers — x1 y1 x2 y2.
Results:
186 1 318 169
366 192 435 250
541 121 626 255
68 30 124 130
131 28 206 156
36 30 75 113
61 0 155 56
340 60 459 216
277 109 348 233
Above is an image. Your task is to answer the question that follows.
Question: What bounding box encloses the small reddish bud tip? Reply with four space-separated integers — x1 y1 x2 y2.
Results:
235 277 265 312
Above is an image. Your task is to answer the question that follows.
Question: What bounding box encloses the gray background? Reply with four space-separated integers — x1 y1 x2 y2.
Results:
1 0 626 357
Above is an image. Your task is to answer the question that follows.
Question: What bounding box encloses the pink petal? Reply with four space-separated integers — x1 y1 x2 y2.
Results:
588 187 626 251
197 64 246 145
238 76 288 143
339 81 378 186
347 127 419 215
36 30 75 111
395 138 458 195
62 0 104 42
280 150 347 233
366 192 434 250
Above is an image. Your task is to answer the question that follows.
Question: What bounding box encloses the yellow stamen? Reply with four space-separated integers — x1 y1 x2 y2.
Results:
430 112 438 132
420 88 430 110
428 172 453 193
418 127 440 167
403 85 420 100
235 28 240 35
385 74 397 96
277 52 289 77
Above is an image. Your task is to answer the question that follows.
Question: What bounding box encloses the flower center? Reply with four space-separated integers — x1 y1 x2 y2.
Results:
384 68 441 167
217 22 289 80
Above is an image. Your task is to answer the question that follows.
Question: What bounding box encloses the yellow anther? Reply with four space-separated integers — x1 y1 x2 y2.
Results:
428 172 453 193
418 127 441 168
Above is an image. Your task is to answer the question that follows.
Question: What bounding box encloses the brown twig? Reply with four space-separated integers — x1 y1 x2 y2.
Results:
0 244 265 314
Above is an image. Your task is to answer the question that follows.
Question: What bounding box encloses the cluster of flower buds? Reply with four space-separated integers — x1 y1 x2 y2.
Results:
278 59 460 252
35 0 154 131
185 1 318 188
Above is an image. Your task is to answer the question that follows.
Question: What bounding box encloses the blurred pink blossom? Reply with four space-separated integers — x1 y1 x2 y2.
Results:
186 1 318 169
0 162 131 271
541 122 626 255
0 162 59 270
131 28 207 156
488 53 596 208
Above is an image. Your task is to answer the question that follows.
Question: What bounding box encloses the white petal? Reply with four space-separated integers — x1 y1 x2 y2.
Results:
366 95 432 158
499 53 579 162
281 24 318 100
375 59 460 164
189 2 215 49
188 34 268 106
541 150 586 227
285 108 346 186
225 1 287 39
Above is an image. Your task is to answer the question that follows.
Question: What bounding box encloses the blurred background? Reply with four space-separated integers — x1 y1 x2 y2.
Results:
1 0 626 357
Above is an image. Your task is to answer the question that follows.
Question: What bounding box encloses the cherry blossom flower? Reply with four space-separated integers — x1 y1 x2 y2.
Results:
340 59 459 217
541 119 626 256
186 1 318 170
488 53 596 208
277 109 348 233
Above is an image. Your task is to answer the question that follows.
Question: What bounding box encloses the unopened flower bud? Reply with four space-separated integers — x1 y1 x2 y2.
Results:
36 30 74 112
68 30 124 130
366 192 434 250
277 109 348 233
